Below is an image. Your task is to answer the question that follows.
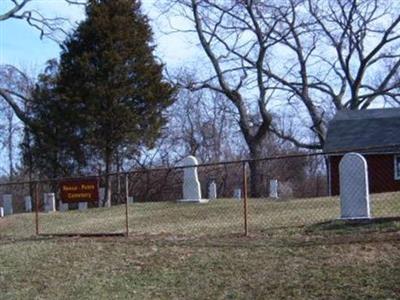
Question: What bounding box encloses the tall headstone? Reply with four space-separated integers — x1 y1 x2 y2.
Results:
3 194 13 215
269 179 279 199
178 156 208 203
44 193 56 213
59 201 69 212
0 207 3 218
339 153 370 219
78 202 88 211
234 188 241 200
208 181 217 200
24 196 32 212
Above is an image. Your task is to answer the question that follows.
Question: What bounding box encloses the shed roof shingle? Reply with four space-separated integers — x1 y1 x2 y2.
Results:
324 108 400 153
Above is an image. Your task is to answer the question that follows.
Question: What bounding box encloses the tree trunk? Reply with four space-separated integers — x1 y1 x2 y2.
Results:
248 141 266 198
103 149 112 207
6 112 14 181
325 156 331 197
24 127 34 207
116 150 121 204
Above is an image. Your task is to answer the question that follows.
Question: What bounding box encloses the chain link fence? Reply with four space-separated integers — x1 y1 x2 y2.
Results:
0 148 399 238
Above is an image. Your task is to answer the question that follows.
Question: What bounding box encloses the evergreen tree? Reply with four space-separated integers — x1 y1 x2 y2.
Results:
21 60 86 179
57 0 175 205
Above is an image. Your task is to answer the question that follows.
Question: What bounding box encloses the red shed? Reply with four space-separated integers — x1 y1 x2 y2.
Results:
324 108 400 195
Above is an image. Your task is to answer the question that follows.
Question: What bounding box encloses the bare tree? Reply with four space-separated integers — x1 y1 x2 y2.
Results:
0 0 86 179
267 0 400 148
131 86 245 171
0 65 34 128
163 0 400 156
0 65 36 181
164 88 245 163
162 0 295 196
1 0 87 123
0 104 21 180
1 0 86 41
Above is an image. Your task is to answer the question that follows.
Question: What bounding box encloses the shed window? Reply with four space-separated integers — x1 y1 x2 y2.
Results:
395 155 400 180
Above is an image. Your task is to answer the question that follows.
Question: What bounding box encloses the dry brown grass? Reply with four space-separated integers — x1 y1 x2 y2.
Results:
0 194 399 299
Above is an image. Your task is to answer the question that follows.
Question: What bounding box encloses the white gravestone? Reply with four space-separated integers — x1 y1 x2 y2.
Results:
59 201 69 212
0 207 3 218
234 188 241 200
127 196 134 204
269 179 279 199
178 156 208 203
208 181 217 200
78 202 88 211
24 196 32 212
339 153 371 219
3 194 13 215
44 193 56 213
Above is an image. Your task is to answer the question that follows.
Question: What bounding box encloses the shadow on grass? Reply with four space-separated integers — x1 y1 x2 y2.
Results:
306 216 400 233
290 217 400 247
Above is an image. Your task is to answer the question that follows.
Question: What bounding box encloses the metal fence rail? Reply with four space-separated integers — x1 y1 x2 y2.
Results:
0 146 399 238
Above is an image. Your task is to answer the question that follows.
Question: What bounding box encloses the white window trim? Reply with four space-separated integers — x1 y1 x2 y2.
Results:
395 155 400 180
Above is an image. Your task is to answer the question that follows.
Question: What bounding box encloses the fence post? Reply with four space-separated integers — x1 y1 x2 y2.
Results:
35 182 39 235
242 161 248 236
125 173 129 237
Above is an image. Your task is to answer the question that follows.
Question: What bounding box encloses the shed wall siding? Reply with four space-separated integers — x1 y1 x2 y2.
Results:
330 154 400 195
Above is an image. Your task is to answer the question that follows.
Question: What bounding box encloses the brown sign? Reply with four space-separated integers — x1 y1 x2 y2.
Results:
59 178 99 203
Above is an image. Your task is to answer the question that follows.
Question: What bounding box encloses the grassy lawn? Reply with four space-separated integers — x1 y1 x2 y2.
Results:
0 194 399 299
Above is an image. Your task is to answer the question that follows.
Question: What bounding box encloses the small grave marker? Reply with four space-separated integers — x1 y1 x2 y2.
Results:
3 194 13 215
269 179 279 199
78 202 88 211
44 193 56 213
208 181 217 200
24 196 32 212
234 188 241 200
59 201 69 212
